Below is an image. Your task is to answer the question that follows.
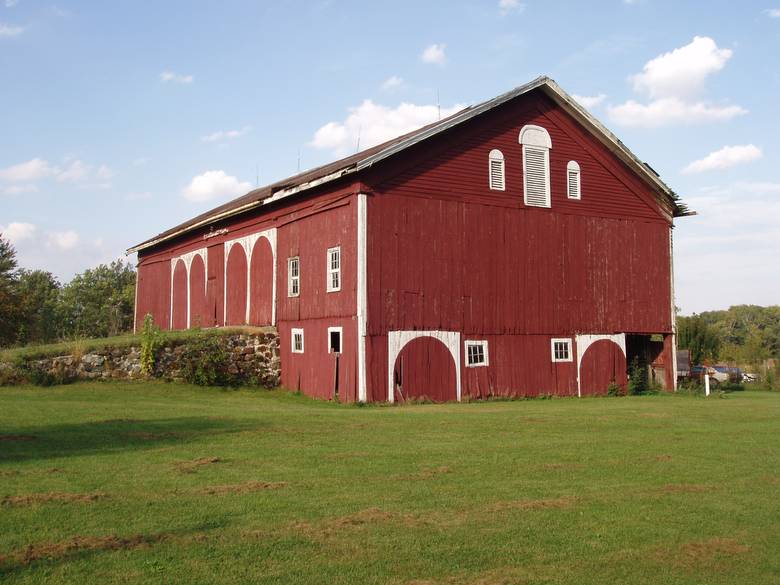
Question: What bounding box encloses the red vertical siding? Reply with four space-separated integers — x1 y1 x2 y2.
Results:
249 237 274 326
225 244 248 326
207 243 224 327
393 337 457 402
135 259 171 330
189 255 207 328
580 340 628 395
171 260 187 330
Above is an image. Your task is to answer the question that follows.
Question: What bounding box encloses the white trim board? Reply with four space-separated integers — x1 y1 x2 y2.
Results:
169 247 208 329
356 194 368 402
575 333 626 398
223 228 277 326
387 330 461 403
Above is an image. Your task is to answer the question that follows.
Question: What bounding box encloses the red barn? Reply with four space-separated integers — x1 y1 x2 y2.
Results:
127 77 690 402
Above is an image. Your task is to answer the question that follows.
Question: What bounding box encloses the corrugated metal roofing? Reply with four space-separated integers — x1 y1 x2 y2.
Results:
127 76 690 254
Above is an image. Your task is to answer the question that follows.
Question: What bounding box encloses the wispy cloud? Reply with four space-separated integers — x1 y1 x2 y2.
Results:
682 144 762 174
182 170 251 202
4 0 19 7
0 22 24 37
764 8 780 17
421 43 446 65
200 127 250 143
381 75 403 90
160 71 194 84
572 93 607 109
0 157 113 188
498 0 525 16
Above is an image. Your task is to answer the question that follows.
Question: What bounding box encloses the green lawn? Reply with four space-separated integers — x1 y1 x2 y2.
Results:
1 383 778 584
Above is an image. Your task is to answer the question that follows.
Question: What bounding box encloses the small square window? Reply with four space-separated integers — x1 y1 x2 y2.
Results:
328 326 342 354
292 328 304 353
551 338 572 362
465 340 489 367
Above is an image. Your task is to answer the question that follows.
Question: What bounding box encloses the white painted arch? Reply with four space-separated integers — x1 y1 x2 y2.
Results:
387 330 461 403
169 247 208 330
575 333 626 398
223 228 277 326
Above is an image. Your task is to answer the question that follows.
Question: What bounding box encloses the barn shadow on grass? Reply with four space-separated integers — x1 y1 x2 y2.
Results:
0 417 263 463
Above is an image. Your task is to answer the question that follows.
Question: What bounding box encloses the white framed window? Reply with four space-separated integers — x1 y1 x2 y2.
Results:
328 326 343 354
488 149 505 191
519 125 551 208
292 328 304 353
465 340 489 367
551 338 572 362
288 256 300 297
567 161 581 200
326 246 341 292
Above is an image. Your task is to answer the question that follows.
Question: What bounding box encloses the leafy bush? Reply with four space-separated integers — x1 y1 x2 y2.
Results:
607 381 624 396
140 314 163 376
22 362 74 387
627 356 649 395
178 336 237 387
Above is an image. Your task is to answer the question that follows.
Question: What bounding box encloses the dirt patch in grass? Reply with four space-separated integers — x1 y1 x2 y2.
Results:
0 435 37 442
657 537 750 569
174 457 222 474
1 491 106 507
323 451 370 460
540 462 584 470
401 466 452 480
656 483 711 494
292 507 429 541
198 481 286 495
0 533 164 569
0 467 63 478
486 496 577 512
653 454 673 461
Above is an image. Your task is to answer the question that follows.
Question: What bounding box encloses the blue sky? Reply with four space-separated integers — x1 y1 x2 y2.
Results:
1 0 779 314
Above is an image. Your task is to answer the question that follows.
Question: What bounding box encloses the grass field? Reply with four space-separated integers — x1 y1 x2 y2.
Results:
1 383 778 584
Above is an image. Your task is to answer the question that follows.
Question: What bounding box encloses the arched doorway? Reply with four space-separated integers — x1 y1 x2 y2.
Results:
225 244 248 326
393 336 458 403
249 237 274 326
189 254 207 328
579 339 627 396
171 259 188 330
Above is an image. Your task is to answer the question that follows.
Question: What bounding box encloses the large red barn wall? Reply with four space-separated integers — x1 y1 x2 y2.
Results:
134 186 359 401
362 91 673 400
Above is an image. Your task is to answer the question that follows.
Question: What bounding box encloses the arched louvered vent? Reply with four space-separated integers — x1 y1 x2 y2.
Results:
519 125 551 208
488 149 505 191
567 161 581 199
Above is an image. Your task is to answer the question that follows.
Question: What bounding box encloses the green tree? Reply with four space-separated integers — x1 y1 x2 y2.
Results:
0 234 20 346
15 269 61 344
58 260 136 338
677 314 721 364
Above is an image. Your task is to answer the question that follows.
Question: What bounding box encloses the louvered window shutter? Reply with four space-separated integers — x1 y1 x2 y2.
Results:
488 149 505 191
523 146 550 207
567 169 580 199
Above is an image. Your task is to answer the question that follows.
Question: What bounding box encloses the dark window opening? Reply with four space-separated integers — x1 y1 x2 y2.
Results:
329 330 341 354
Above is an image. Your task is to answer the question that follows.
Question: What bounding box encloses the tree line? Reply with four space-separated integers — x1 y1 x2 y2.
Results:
677 305 780 366
0 233 136 347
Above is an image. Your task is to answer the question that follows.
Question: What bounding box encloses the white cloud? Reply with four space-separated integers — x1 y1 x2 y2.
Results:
160 71 194 84
498 0 525 15
309 99 465 155
572 93 607 109
0 158 56 182
764 8 780 17
0 22 23 37
182 170 251 202
200 127 250 143
381 75 403 90
5 0 19 6
56 159 89 182
608 36 745 127
608 97 747 127
96 165 113 180
682 144 762 174
421 43 446 65
631 36 732 100
47 230 79 250
1 184 38 195
0 222 36 244
132 157 149 167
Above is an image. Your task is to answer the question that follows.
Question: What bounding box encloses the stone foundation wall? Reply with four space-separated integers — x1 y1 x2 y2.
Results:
4 332 280 387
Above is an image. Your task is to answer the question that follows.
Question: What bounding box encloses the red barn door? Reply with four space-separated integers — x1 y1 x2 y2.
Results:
171 259 188 330
225 244 248 326
393 337 457 402
249 237 273 325
189 255 207 328
580 340 627 395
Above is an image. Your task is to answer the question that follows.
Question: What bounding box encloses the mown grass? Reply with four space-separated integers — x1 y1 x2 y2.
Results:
0 327 274 363
1 383 778 584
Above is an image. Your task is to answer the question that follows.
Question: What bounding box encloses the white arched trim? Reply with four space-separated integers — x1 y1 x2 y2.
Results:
223 228 277 326
519 124 552 148
575 333 626 398
169 247 208 329
387 330 461 404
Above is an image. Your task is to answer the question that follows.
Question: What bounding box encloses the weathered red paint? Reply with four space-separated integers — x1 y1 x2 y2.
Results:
580 340 628 395
393 337 457 402
249 237 273 326
225 244 248 326
171 260 187 330
133 86 678 402
189 255 207 328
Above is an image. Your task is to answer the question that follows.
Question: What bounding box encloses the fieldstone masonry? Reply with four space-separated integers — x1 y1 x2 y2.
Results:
10 332 280 387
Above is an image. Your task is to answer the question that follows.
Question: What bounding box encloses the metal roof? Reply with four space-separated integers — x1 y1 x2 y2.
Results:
127 76 690 254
